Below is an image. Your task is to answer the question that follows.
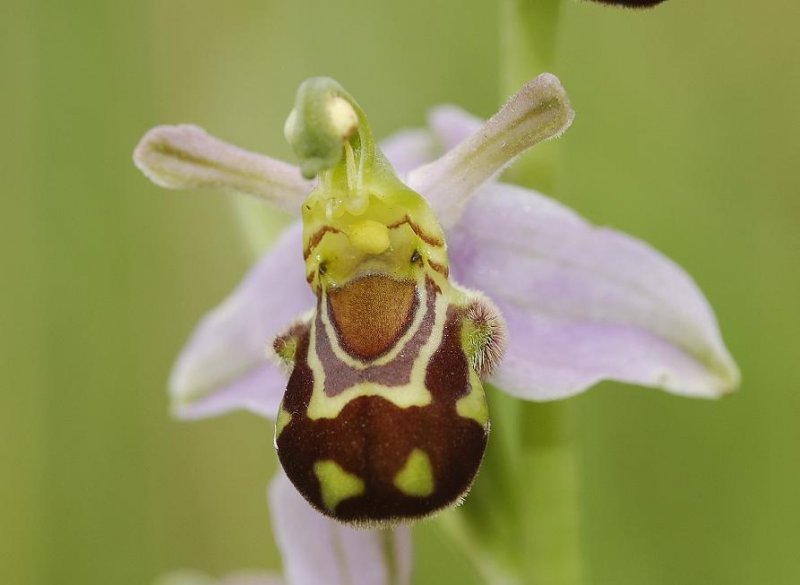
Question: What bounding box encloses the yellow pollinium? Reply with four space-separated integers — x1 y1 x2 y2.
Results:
347 219 390 255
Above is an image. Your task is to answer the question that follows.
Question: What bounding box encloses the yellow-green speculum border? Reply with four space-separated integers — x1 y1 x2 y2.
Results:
273 77 505 527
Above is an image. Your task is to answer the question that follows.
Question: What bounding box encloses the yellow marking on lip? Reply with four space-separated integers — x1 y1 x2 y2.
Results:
394 449 435 497
313 460 365 512
275 406 293 438
307 380 432 420
456 371 489 426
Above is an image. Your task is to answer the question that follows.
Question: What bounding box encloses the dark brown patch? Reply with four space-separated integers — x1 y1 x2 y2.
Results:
327 276 418 361
424 307 471 402
276 307 488 525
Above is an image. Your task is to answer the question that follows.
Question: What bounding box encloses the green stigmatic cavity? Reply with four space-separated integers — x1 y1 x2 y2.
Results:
273 77 505 527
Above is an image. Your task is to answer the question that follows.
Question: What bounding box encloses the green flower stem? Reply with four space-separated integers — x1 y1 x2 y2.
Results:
519 402 581 585
503 1 583 584
501 0 564 193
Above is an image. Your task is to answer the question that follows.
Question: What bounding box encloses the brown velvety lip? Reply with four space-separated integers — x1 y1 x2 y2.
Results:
327 274 419 361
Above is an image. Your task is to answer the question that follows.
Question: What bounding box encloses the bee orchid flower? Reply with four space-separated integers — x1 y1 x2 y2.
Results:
134 73 737 421
135 72 738 578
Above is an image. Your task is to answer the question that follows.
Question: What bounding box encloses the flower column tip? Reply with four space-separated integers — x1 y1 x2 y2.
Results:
284 78 364 180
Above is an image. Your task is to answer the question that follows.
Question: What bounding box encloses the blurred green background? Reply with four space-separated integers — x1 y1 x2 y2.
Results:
2 0 798 583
